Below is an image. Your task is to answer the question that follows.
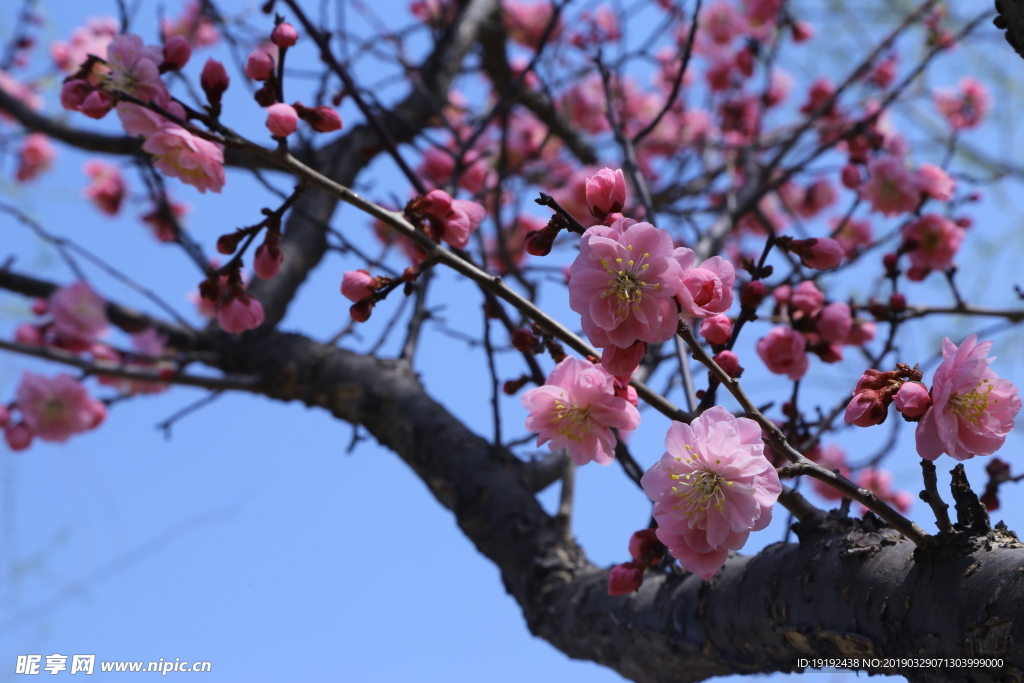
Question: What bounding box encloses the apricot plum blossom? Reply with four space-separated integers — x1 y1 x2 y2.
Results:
82 160 126 215
641 407 782 580
520 356 640 466
142 124 225 193
16 372 106 443
915 335 1021 461
861 155 919 216
676 255 736 318
901 213 964 281
934 77 989 130
568 221 686 350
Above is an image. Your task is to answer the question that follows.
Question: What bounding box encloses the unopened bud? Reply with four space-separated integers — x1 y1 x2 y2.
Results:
217 231 245 255
510 328 537 353
349 299 373 322
740 280 766 308
607 561 644 596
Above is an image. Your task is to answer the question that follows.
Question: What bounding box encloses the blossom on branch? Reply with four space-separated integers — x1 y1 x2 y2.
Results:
15 372 106 443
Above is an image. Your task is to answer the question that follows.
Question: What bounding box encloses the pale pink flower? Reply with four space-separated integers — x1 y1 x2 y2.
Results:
417 189 486 249
142 123 225 193
915 335 1021 461
861 155 919 216
756 327 807 380
103 34 168 102
916 162 955 201
569 222 686 349
857 468 913 514
115 97 186 137
50 17 119 72
676 256 735 318
830 217 872 256
700 315 733 345
895 382 931 418
266 103 298 137
809 444 849 501
585 168 627 220
82 161 127 215
15 134 56 183
520 356 641 466
790 280 824 315
50 282 108 345
341 270 380 301
641 406 782 580
901 213 963 281
162 2 220 47
817 302 852 343
16 372 105 443
933 77 989 130
217 288 265 333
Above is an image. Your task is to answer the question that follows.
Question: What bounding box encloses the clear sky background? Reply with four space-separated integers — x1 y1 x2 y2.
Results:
1 1 1023 681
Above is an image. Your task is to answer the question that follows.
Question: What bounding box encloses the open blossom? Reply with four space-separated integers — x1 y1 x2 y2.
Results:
569 221 686 350
142 123 225 193
16 373 106 443
916 335 1021 461
504 0 562 50
641 407 782 580
49 281 108 345
417 189 486 249
585 168 627 220
901 213 963 281
916 163 954 201
756 327 808 380
50 17 119 72
933 77 989 129
861 155 919 216
676 255 735 318
103 34 168 102
15 134 56 183
831 217 872 256
700 0 749 45
520 357 641 466
82 161 127 215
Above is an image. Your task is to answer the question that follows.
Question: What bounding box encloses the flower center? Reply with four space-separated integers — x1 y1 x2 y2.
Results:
550 400 590 442
598 245 660 316
670 468 730 517
949 379 994 425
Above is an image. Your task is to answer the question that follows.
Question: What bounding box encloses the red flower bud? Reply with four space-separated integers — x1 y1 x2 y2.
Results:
216 231 245 255
200 59 230 108
350 299 373 322
740 280 766 308
628 529 664 564
510 328 537 353
607 561 644 596
889 292 906 312
271 22 299 47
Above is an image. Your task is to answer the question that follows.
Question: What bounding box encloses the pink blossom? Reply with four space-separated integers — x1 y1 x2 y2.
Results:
142 123 225 193
846 319 876 346
50 17 119 72
916 162 955 201
569 222 686 349
82 91 116 119
857 468 913 514
417 147 455 186
341 270 380 301
162 2 219 47
417 189 487 249
789 237 843 270
840 163 861 189
791 20 815 42
895 382 931 418
4 423 34 451
700 315 733 345
756 327 808 380
245 50 276 80
50 282 108 345
700 0 749 45
796 179 837 218
200 58 230 106
809 444 849 501
14 324 42 346
16 373 105 443
266 103 298 137
520 356 641 466
103 34 168 102
15 134 56 183
561 75 609 135
799 77 836 116
901 213 963 281
861 155 920 216
676 256 736 318
933 77 989 130
830 217 872 256
600 340 647 377
870 54 898 89
295 103 343 133
503 0 562 50
817 302 852 344
82 161 127 215
0 406 8 429
915 335 1021 461
254 242 283 280
271 22 299 48
641 406 782 580
585 168 627 220
161 36 192 71
217 288 265 334
713 350 741 377
790 280 824 315
765 68 793 108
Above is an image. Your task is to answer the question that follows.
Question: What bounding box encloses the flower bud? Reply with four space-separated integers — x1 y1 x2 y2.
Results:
31 299 49 316
349 299 373 322
788 237 844 270
524 228 555 257
585 168 627 220
699 315 732 346
201 58 230 108
889 292 906 312
266 103 298 137
4 423 33 451
294 103 343 132
628 529 664 564
510 328 537 352
254 242 283 280
894 381 931 418
844 390 890 427
740 280 766 308
713 350 741 377
502 377 528 395
14 324 43 345
0 406 10 429
271 22 299 47
607 561 644 596
80 90 114 119
840 163 861 189
244 50 275 80
341 270 380 302
216 231 245 255
161 35 192 72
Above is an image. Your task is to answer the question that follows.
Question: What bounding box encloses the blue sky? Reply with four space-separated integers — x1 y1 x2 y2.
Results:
1 0 1022 681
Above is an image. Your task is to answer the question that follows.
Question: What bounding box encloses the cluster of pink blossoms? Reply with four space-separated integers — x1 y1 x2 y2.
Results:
2 373 106 450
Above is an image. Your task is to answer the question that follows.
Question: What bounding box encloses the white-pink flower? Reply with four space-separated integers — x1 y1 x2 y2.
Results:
16 372 106 443
521 356 640 466
641 406 782 580
568 221 686 349
142 123 225 193
915 335 1021 461
676 255 735 318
